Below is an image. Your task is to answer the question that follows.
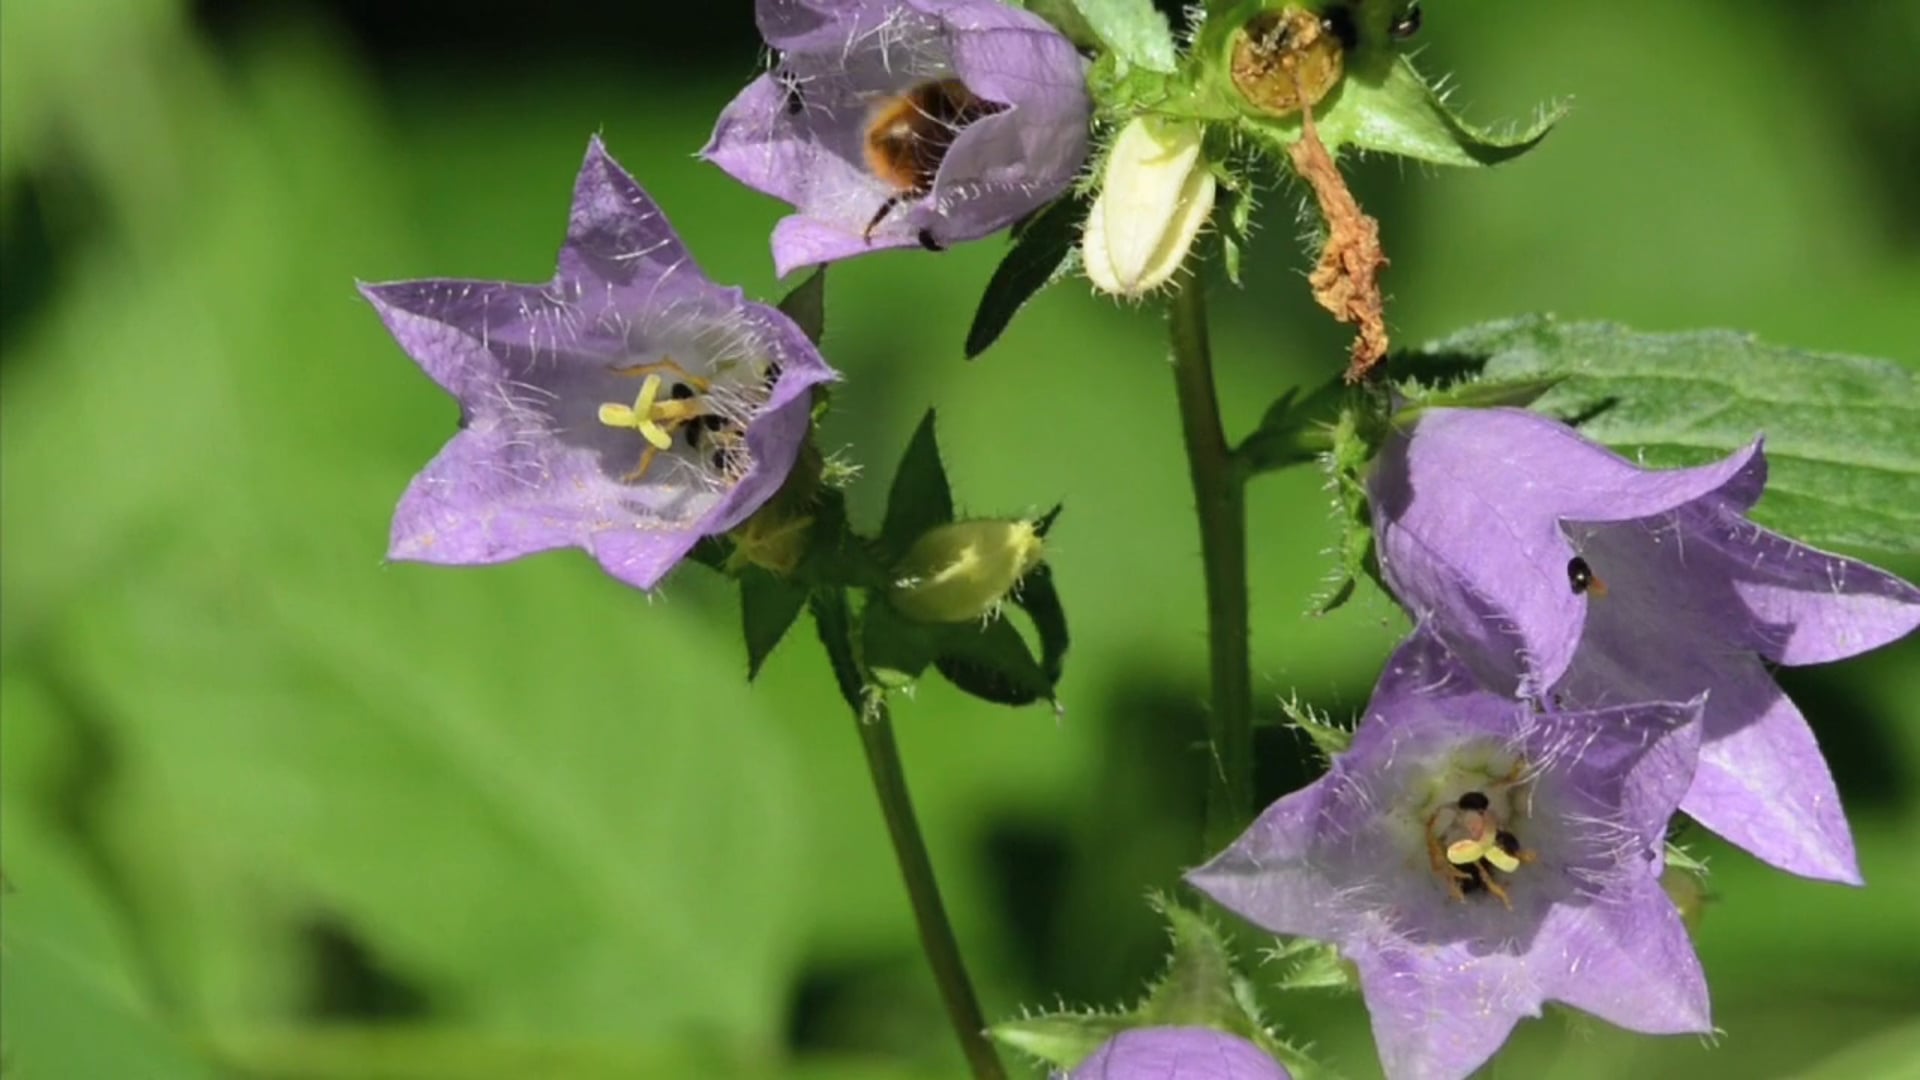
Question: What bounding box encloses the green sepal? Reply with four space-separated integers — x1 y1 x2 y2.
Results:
860 596 938 689
776 267 826 344
966 193 1086 360
879 410 956 559
1279 693 1351 764
1316 53 1565 168
1313 397 1384 614
1009 562 1070 686
992 899 1326 1076
990 1012 1130 1073
931 613 1056 708
1193 0 1564 170
739 567 810 680
1261 937 1355 993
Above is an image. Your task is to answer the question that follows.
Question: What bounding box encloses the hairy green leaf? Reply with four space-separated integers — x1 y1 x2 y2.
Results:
1405 317 1920 554
776 268 827 345
966 194 1085 360
1068 0 1177 73
879 410 956 559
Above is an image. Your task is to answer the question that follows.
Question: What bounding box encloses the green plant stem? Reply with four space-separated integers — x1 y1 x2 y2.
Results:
811 590 1006 1080
1168 273 1254 853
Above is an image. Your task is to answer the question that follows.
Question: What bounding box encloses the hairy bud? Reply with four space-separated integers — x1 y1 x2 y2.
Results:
889 519 1044 624
1083 116 1216 299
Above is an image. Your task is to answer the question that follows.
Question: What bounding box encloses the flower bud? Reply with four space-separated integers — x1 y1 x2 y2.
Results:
888 519 1044 624
1083 116 1216 299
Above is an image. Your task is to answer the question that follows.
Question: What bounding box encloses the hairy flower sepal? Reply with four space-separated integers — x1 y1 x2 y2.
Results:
1175 0 1563 168
992 902 1312 1076
362 138 837 592
1084 116 1216 299
1189 629 1711 1080
1369 406 1920 883
704 0 1092 275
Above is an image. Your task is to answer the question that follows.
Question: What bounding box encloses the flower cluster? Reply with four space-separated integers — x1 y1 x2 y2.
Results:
365 0 1092 590
1191 406 1919 1079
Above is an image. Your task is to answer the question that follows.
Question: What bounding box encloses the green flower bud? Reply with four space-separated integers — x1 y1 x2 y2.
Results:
1083 116 1216 299
889 519 1044 624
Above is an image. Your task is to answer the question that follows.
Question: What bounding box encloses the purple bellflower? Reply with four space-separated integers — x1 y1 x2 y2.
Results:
1189 630 1709 1080
1369 407 1920 883
704 0 1092 275
362 138 837 591
1066 1027 1291 1080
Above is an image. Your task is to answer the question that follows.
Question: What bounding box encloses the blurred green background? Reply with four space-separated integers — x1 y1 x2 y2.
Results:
3 1 1918 1077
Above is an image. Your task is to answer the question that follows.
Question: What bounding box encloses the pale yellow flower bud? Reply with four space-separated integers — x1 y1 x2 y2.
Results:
1082 116 1216 299
888 519 1045 624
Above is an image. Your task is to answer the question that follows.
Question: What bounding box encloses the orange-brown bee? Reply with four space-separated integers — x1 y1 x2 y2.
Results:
860 77 1002 241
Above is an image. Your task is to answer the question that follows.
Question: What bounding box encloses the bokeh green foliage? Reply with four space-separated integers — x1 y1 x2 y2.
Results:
2 1 1917 1077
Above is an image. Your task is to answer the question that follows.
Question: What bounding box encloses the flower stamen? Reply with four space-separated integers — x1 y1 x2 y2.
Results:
597 367 726 482
1426 784 1535 910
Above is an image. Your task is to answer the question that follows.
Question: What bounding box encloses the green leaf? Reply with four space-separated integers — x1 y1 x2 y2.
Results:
879 410 956 558
740 567 810 680
1068 0 1178 74
931 615 1054 707
1010 563 1070 686
1403 316 1920 554
777 268 827 345
1013 0 1104 56
965 194 1085 360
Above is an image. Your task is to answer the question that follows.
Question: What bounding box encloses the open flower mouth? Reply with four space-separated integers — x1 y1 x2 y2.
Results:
592 349 780 490
1422 761 1537 909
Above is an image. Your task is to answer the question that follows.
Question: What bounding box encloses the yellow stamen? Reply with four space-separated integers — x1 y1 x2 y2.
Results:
1482 847 1522 874
609 356 712 394
597 373 675 451
1447 836 1495 866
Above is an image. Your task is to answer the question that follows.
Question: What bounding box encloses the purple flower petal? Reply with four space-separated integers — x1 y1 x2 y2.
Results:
363 138 838 591
705 0 1090 273
1370 406 1920 881
1067 1027 1290 1080
1370 407 1763 695
1190 630 1708 1080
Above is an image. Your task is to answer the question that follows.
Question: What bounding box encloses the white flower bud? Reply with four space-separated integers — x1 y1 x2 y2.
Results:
1082 116 1216 299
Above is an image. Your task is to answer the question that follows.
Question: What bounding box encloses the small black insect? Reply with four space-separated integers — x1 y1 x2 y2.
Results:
1568 556 1596 595
1390 3 1423 41
1456 791 1491 812
917 228 945 252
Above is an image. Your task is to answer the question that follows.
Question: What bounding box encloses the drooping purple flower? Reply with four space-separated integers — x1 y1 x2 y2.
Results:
704 0 1091 276
1368 407 1920 883
1188 630 1709 1080
361 138 837 591
1065 1027 1291 1080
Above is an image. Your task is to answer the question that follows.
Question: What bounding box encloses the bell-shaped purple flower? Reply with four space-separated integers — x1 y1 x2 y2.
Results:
703 0 1091 276
361 138 837 591
1368 407 1920 883
1189 630 1709 1080
1066 1027 1291 1080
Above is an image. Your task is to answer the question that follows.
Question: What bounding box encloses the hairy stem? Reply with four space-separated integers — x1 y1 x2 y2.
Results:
1168 273 1255 853
810 590 1006 1080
